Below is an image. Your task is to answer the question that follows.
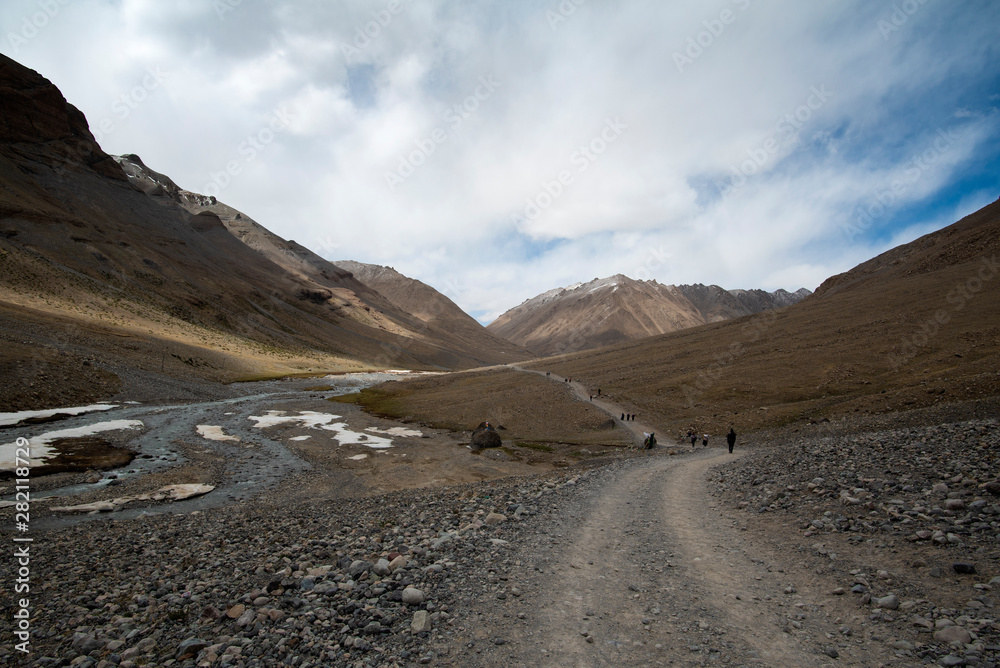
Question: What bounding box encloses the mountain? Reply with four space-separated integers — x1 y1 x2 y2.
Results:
335 261 529 362
0 54 524 410
487 275 810 356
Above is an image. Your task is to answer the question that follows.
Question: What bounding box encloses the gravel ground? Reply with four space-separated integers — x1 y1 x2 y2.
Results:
1 402 998 667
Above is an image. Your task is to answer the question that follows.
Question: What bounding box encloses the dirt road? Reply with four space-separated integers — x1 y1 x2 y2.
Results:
463 446 890 666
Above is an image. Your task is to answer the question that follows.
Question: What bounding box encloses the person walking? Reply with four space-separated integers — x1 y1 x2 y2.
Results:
702 433 709 447
727 427 737 453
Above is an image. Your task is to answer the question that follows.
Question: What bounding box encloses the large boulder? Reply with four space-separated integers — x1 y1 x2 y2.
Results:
470 421 501 450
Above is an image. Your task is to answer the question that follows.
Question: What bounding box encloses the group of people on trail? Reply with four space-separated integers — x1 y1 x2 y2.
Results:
684 427 737 453
621 412 637 421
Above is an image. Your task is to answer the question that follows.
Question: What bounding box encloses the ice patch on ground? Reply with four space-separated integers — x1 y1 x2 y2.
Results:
249 411 392 449
249 411 338 429
366 426 423 438
49 483 214 513
347 454 368 460
196 425 239 442
289 435 311 441
0 403 117 427
0 420 144 470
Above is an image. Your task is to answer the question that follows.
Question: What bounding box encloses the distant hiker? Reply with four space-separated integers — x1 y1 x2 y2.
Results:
621 413 625 420
630 414 636 421
597 389 601 396
727 427 737 453
689 431 697 447
642 433 656 450
702 434 709 447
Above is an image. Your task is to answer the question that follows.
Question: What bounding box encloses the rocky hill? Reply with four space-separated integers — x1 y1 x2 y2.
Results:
0 54 526 411
335 261 529 364
487 275 810 356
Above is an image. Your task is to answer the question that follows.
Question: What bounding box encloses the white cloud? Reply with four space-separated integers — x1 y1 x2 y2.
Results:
1 0 997 324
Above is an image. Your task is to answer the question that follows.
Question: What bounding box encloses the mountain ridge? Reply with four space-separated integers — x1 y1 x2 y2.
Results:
487 274 810 356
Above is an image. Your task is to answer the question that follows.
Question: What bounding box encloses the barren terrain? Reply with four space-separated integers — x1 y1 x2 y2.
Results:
2 369 997 668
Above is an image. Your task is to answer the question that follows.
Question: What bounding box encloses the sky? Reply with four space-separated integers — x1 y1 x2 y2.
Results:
3 0 999 324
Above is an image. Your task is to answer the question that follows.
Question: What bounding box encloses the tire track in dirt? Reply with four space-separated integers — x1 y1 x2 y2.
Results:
503 450 837 666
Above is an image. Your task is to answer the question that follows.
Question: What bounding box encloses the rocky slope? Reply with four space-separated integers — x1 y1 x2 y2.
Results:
487 274 810 356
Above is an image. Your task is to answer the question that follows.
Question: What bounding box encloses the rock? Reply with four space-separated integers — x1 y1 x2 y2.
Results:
388 555 408 572
236 608 255 627
983 481 1000 496
71 633 103 654
348 560 372 577
944 498 965 511
411 610 431 634
483 512 506 526
938 655 966 667
933 626 972 644
929 566 944 578
952 562 976 574
875 594 900 610
933 483 950 493
470 422 502 450
890 640 914 650
176 638 209 659
373 558 392 576
402 587 425 605
825 647 839 658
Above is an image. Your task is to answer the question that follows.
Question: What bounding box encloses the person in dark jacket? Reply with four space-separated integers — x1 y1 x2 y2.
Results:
727 427 737 453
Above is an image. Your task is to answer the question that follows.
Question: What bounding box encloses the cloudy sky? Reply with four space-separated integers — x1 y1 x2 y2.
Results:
3 1 999 323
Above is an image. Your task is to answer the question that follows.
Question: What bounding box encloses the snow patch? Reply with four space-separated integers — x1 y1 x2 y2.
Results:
0 403 117 428
289 435 311 441
196 425 239 442
0 420 144 470
347 454 368 460
366 426 423 438
249 411 392 449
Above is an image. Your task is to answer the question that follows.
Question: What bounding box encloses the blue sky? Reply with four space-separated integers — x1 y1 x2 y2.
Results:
3 0 998 324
